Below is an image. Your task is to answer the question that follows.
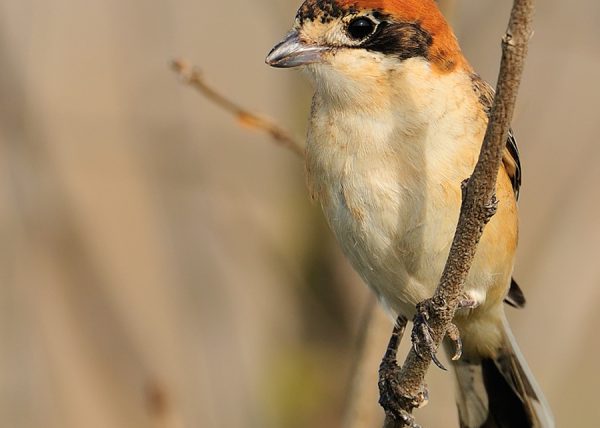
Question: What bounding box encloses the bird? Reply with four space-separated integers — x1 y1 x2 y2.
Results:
266 1 553 427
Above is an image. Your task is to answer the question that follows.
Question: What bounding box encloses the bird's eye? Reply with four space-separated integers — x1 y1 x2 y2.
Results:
347 17 376 40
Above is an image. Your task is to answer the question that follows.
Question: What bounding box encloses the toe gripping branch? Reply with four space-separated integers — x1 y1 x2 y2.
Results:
378 316 427 428
379 177 498 424
411 297 474 371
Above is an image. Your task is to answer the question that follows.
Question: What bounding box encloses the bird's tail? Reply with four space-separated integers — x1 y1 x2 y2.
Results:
451 319 554 428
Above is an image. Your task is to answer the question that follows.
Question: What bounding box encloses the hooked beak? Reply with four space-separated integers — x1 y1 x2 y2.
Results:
266 30 327 68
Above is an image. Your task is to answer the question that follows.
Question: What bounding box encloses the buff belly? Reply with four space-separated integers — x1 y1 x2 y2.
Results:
308 135 518 327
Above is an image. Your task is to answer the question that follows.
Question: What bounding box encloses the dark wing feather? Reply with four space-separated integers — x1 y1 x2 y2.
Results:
505 278 526 309
470 73 522 199
470 74 525 309
504 131 522 200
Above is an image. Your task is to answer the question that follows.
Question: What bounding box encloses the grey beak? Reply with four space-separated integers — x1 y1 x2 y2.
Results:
266 30 327 68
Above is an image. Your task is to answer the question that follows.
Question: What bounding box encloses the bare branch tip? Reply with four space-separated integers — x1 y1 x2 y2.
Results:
171 58 189 77
169 58 305 158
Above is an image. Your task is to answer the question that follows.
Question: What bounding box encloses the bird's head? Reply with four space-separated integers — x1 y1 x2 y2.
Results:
266 0 467 98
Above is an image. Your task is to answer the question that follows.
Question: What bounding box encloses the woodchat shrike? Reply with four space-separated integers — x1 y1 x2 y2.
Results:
267 1 553 426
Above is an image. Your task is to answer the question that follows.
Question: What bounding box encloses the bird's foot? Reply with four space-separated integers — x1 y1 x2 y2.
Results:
378 354 427 428
377 316 425 427
449 294 480 360
446 322 463 361
411 299 445 369
411 298 465 368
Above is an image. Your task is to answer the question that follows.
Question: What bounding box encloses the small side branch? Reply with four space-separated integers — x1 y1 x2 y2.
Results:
171 59 304 157
382 0 535 426
172 60 392 428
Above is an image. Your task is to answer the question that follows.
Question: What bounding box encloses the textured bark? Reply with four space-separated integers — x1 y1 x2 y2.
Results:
383 0 535 426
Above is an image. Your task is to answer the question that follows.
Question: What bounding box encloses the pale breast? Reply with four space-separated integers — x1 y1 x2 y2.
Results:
306 90 517 318
307 111 453 315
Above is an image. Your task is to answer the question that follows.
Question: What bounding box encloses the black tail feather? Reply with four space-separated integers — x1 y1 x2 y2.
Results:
453 322 553 428
479 357 533 427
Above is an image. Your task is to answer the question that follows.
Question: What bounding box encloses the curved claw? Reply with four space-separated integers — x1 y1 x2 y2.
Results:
447 323 463 361
412 339 447 370
451 336 463 361
412 300 466 368
430 352 447 371
411 308 447 370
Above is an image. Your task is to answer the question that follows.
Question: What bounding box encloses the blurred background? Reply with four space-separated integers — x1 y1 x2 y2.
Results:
0 0 598 427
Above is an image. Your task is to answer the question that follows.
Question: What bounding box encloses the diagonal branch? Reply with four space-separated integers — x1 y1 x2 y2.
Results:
383 0 535 426
171 59 305 157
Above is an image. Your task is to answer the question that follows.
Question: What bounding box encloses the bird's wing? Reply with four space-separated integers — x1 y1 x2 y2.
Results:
505 278 526 309
470 73 522 199
471 73 525 309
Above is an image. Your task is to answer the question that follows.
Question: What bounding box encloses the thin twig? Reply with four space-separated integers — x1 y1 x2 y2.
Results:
171 58 399 428
383 0 535 426
171 59 305 157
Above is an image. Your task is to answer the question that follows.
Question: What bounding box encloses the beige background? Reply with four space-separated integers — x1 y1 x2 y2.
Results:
0 0 598 427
